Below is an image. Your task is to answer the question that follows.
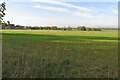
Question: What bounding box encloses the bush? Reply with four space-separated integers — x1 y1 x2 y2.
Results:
77 26 86 31
51 26 57 30
86 28 92 31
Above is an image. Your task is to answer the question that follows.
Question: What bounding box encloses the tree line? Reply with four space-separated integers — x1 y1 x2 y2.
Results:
1 22 103 31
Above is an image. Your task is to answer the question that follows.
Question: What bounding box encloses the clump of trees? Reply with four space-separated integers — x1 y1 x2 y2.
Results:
77 26 87 31
51 26 57 30
86 27 92 31
91 28 101 31
77 26 101 31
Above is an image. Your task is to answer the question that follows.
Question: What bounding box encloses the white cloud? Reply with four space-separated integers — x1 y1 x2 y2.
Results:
32 0 93 12
33 5 69 12
32 0 95 18
33 0 117 18
33 0 119 18
33 5 93 18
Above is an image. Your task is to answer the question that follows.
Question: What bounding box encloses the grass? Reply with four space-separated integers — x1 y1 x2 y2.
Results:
2 30 118 78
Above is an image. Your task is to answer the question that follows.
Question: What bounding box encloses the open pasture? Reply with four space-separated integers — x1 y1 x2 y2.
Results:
2 30 118 78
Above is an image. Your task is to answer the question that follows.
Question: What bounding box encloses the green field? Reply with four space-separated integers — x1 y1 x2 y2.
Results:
2 30 118 78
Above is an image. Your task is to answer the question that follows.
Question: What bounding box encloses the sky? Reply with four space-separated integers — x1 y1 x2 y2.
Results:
1 0 119 28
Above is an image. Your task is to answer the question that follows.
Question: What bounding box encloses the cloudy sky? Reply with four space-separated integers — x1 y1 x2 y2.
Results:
2 0 118 28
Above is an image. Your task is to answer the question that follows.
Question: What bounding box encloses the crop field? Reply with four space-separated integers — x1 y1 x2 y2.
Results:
2 30 118 78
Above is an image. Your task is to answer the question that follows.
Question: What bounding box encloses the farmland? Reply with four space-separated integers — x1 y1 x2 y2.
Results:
2 30 118 78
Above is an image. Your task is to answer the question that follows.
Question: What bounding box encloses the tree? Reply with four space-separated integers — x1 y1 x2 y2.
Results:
81 26 86 31
0 2 6 24
61 27 67 31
26 26 31 30
39 26 43 30
67 26 72 31
9 24 15 29
51 26 57 30
77 26 86 31
93 28 101 31
31 26 39 30
1 22 7 29
7 21 10 29
15 25 24 29
96 28 101 31
77 26 81 30
86 27 92 31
